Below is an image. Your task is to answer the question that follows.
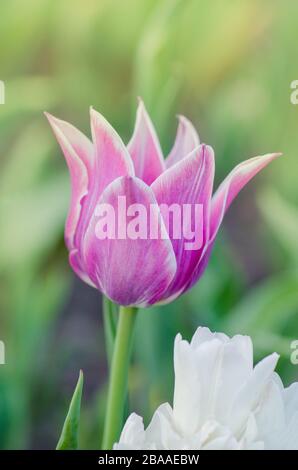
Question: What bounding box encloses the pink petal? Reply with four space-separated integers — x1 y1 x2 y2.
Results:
151 144 215 301
183 152 282 294
210 152 282 241
69 249 96 288
166 115 200 168
45 112 93 250
127 99 165 185
74 108 135 251
90 107 134 195
82 176 177 307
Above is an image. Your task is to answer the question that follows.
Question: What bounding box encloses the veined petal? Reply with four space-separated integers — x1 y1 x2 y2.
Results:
73 109 135 254
127 99 165 185
90 107 135 195
151 145 215 300
82 176 177 307
166 115 200 168
183 152 281 294
45 112 93 250
210 152 282 241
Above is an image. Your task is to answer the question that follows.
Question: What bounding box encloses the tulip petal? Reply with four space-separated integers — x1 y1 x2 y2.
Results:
82 176 177 306
173 334 202 435
45 113 93 250
73 109 135 254
210 153 282 241
90 107 134 195
166 115 200 168
127 99 165 185
69 249 96 288
151 145 215 301
184 152 281 293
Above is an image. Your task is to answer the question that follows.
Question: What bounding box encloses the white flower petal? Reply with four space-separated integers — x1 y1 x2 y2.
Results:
115 327 298 451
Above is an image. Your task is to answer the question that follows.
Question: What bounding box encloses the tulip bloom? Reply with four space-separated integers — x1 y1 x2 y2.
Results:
115 327 298 450
46 102 280 307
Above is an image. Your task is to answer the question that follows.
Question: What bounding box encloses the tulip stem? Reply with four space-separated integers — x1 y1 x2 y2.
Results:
102 305 137 449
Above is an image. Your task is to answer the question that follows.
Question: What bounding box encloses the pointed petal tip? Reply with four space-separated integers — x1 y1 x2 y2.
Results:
134 98 159 139
90 106 124 142
232 151 282 175
44 111 59 125
89 106 104 123
176 114 193 126
271 352 280 362
136 97 149 119
137 95 144 106
165 114 200 169
261 151 282 160
128 98 164 184
90 107 127 144
44 112 72 133
270 151 283 159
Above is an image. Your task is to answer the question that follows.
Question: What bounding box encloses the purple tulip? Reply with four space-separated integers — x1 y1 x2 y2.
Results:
46 101 280 307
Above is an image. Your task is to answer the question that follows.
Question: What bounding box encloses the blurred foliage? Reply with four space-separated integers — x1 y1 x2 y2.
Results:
0 0 298 449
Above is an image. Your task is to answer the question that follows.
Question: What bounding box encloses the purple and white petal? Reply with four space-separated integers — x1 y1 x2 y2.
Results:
210 153 282 241
69 249 96 288
82 176 177 306
152 144 214 301
45 113 93 250
184 152 281 293
73 109 135 252
166 115 200 168
127 99 165 185
90 107 135 195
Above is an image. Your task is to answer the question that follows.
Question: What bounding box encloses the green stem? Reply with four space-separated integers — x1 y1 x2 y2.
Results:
102 296 118 366
102 306 137 449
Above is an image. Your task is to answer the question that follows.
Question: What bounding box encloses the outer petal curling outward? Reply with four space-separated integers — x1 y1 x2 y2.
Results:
166 115 200 168
82 176 177 307
151 144 215 302
184 152 282 294
47 110 135 287
127 99 165 185
45 113 93 250
209 152 282 241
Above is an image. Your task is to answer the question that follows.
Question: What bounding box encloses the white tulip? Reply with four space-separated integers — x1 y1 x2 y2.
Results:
114 327 298 450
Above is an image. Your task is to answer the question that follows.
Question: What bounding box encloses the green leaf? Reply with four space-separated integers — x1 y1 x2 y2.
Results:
56 371 84 450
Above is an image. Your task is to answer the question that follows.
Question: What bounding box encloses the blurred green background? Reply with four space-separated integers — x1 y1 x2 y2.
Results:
0 0 298 449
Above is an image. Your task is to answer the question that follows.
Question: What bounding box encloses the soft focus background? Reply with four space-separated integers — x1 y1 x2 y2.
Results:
0 0 298 449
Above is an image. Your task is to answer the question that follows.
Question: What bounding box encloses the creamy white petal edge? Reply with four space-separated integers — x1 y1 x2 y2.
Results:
114 327 298 450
